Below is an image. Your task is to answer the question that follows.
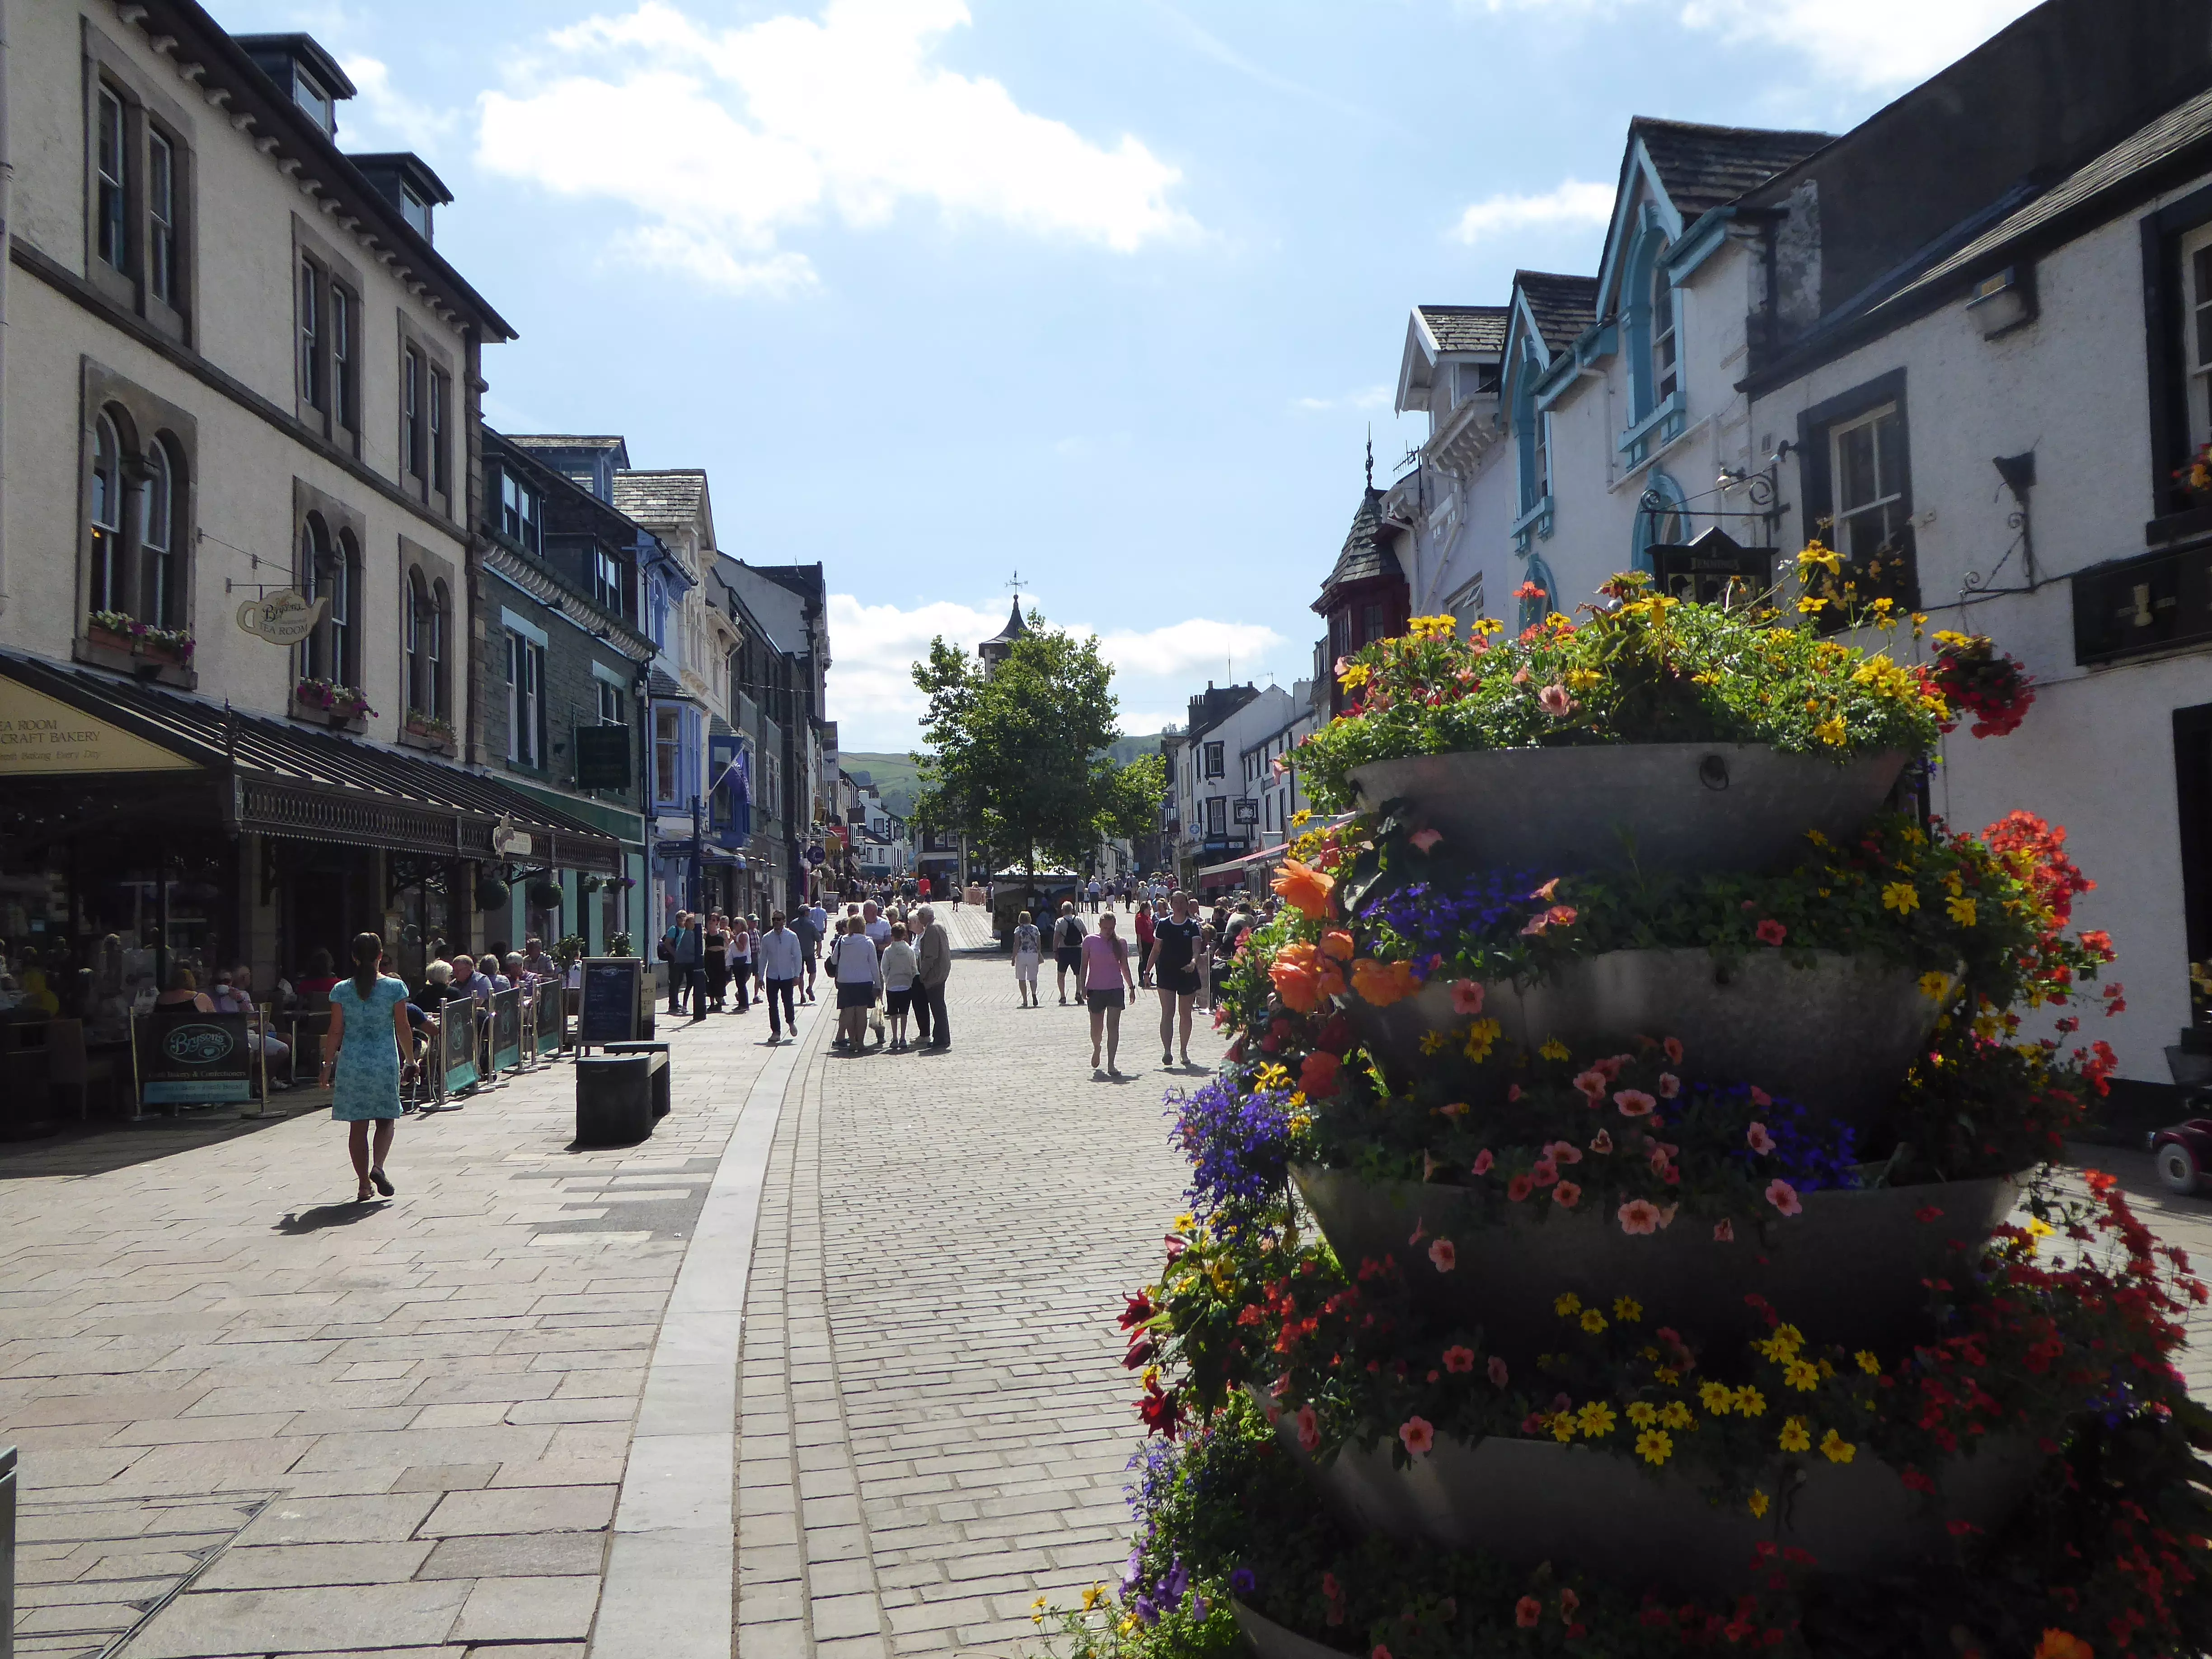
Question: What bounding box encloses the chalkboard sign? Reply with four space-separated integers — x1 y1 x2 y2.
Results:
490 987 523 1073
441 997 479 1093
577 957 643 1047
532 979 563 1055
136 1011 254 1106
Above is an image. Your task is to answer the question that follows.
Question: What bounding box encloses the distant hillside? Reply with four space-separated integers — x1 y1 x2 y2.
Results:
847 732 1163 821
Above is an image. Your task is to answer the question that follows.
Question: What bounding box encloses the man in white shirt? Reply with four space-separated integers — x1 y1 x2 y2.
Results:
862 900 892 949
757 910 805 1043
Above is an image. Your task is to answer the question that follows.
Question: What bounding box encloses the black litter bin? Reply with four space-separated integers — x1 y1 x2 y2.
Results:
598 1041 672 1116
575 1053 662 1145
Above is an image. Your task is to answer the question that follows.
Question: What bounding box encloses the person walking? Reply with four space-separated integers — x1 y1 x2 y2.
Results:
1133 900 1157 989
702 912 730 1011
829 917 880 1053
879 921 919 1051
730 912 755 1012
758 910 802 1044
801 900 827 1002
1149 890 1204 1069
1081 909 1136 1078
1051 900 1087 1005
668 912 705 1021
1011 910 1041 1008
321 933 412 1204
913 905 951 1052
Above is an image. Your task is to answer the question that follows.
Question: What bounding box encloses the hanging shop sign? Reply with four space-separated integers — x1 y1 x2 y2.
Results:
0 675 199 776
491 814 534 858
236 589 328 646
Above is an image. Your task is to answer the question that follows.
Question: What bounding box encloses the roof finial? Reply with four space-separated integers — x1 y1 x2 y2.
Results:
1364 426 1373 490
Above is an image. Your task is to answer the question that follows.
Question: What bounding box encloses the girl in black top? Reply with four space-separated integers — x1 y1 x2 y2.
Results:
1148 893 1204 1069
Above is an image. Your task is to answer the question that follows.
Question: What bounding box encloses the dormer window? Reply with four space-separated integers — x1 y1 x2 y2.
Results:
1455 361 1498 403
400 186 432 239
293 70 334 136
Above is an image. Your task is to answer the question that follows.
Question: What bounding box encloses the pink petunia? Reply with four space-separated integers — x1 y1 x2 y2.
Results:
1548 1140 1584 1165
1614 1089 1656 1117
1410 827 1443 853
1506 1083 1523 1102
1649 1146 1673 1176
1553 1181 1581 1208
1765 1179 1803 1217
1507 1174 1534 1202
1450 979 1486 1015
1270 1375 1293 1397
1755 918 1788 946
1443 1345 1476 1373
1296 1404 1322 1451
1713 1218 1735 1243
1589 1129 1614 1155
1515 1596 1542 1629
1428 1238 1457 1273
1573 1070 1609 1104
1406 1218 1427 1246
1750 1086 1772 1106
1537 684 1576 719
1618 1198 1663 1236
1657 1203 1679 1229
1398 1415 1435 1456
1746 1122 1776 1155
1471 1148 1495 1176
1663 1036 1684 1064
1488 1355 1509 1388
1657 1072 1680 1099
1532 1159 1559 1188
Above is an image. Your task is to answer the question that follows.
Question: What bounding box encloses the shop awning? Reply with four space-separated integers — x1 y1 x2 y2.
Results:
0 650 623 873
1195 815 1357 881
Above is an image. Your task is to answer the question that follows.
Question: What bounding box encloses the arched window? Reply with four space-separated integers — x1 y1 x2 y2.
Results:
300 514 333 681
331 530 360 687
1514 347 1547 516
90 411 125 614
406 568 430 714
139 438 179 625
1626 229 1676 422
1518 555 1557 633
1631 470 1689 574
431 580 451 719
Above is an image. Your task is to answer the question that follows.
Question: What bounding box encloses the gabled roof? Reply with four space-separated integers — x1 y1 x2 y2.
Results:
1632 118 1832 220
1514 272 1600 356
614 469 709 529
1312 484 1401 612
1415 305 1509 354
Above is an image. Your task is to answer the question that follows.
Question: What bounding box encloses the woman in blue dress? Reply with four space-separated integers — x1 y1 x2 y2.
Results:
320 932 413 1203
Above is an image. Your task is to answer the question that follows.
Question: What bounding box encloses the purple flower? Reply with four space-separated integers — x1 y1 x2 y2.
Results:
1163 1559 1189 1601
1168 1082 1293 1233
1229 1567 1256 1596
1191 1596 1209 1621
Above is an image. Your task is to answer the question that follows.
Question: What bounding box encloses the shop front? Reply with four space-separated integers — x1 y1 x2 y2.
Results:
0 650 623 1021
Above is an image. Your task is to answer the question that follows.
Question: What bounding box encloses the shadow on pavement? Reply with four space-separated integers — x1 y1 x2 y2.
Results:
0 1100 325 1181
276 1197 389 1233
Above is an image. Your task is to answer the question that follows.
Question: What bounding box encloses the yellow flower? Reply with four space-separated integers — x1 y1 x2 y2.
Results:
1814 716 1847 747
1819 1429 1856 1464
1627 1401 1659 1427
1795 543 1841 575
1795 596 1828 614
1659 1401 1693 1430
1918 971 1951 1002
1748 1489 1770 1518
1635 1428 1674 1466
1779 1416 1812 1453
1554 1292 1583 1317
1882 882 1920 914
1565 667 1602 690
1699 1381 1735 1415
1462 1017 1503 1064
1407 614 1457 640
1550 1411 1578 1443
1734 1386 1767 1418
1120 1616 1139 1635
1855 1350 1882 1376
1255 1062 1292 1090
1576 1401 1617 1438
1338 661 1370 690
1783 1359 1821 1393
1538 1037 1571 1062
1418 1031 1448 1056
1946 895 1978 927
1612 1296 1643 1322
1083 1586 1106 1612
1580 1308 1608 1335
1476 617 1505 637
1654 1366 1681 1387
1291 809 1312 828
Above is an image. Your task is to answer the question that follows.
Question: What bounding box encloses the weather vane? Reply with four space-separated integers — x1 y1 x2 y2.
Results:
1007 569 1026 597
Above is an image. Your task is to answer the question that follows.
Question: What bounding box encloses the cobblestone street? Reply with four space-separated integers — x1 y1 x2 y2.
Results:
9 909 2211 1659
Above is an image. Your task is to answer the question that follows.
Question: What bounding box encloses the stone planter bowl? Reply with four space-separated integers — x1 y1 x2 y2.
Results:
1293 1164 2025 1356
1353 949 1941 1134
1278 1425 2042 1593
1348 745 1909 877
1233 1603 1357 1659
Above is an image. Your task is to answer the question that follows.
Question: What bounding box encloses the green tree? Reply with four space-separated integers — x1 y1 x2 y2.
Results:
910 614 1165 895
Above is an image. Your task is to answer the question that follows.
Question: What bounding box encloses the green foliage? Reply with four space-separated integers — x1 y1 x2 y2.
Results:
910 614 1163 876
1300 586 1945 809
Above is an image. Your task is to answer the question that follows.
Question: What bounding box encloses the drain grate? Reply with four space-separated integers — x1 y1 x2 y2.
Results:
11 1491 272 1659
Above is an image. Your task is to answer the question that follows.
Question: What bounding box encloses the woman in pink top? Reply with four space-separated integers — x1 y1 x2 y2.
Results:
1080 910 1137 1080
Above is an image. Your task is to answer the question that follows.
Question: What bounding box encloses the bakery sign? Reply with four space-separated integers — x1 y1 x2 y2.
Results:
236 588 326 646
0 675 197 775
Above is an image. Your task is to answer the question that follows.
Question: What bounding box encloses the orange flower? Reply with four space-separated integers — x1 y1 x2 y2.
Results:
2034 1633 2093 1659
1274 859 1337 920
1299 1051 1341 1096
1350 957 1421 1008
1319 929 1356 961
1270 942 1332 1013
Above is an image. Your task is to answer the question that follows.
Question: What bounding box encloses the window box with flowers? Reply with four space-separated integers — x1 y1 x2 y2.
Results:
80 611 196 686
399 711 458 755
291 677 375 733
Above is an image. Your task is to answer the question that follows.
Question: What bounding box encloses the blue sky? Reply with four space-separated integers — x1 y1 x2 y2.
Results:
220 0 2035 748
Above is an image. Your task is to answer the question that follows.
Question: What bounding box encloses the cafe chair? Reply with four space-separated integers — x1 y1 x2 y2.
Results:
47 1018 124 1120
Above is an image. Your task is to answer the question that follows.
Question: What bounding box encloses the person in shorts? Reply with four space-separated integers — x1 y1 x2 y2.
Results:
878 920 919 1051
1011 910 1041 1008
1149 890 1204 1069
1080 909 1136 1078
1052 900 1087 1005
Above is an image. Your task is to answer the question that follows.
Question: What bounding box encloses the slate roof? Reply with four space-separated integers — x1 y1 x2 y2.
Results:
1416 305 1509 354
1879 83 2212 317
647 666 691 700
1633 117 1833 219
1313 486 1401 611
1514 272 1601 355
613 469 708 526
980 600 1029 647
510 435 629 451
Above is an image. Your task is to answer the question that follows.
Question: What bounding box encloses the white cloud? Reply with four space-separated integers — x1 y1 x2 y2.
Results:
1290 385 1392 413
1675 0 2039 91
341 55 461 155
475 0 1195 292
1447 179 1616 245
823 595 1286 747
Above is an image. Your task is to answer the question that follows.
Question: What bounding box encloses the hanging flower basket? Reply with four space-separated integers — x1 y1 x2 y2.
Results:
402 712 456 746
473 874 511 911
581 875 605 895
526 878 566 909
